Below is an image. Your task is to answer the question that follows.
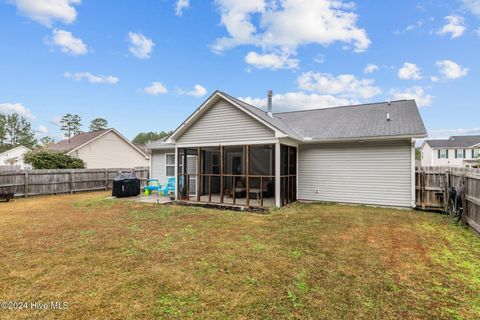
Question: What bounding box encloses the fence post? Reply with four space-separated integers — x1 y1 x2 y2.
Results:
105 169 108 190
24 171 29 198
70 171 74 194
461 176 468 226
421 168 425 210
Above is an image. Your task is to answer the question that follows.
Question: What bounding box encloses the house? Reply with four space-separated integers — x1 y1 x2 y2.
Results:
0 145 32 170
48 128 150 169
420 135 480 167
147 91 427 208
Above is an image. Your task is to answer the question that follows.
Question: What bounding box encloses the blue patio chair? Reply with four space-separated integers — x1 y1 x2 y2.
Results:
162 177 175 197
144 179 162 196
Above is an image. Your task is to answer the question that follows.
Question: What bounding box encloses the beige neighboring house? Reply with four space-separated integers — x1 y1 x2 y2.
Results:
48 128 150 169
0 145 32 170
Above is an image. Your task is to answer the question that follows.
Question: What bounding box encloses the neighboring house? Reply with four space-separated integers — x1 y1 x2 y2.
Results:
420 135 480 168
147 91 427 209
0 146 32 170
49 128 150 169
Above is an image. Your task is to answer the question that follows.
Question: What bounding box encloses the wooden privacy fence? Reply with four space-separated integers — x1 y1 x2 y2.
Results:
416 166 480 234
0 167 149 197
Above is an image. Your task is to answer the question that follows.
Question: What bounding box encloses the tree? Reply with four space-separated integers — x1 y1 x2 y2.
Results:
89 118 108 132
0 114 6 150
3 113 36 149
60 114 82 138
415 147 421 161
132 131 172 145
39 136 55 148
24 150 85 169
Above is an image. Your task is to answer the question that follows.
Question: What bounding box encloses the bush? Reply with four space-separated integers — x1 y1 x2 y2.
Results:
24 151 85 169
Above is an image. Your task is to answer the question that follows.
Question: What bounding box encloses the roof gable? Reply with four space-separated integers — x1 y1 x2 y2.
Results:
49 129 149 158
167 91 288 143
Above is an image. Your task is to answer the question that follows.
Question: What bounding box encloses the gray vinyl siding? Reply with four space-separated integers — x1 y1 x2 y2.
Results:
298 140 413 207
176 100 275 144
150 149 175 186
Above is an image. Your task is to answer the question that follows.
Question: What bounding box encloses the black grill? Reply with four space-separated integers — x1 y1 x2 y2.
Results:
112 173 140 198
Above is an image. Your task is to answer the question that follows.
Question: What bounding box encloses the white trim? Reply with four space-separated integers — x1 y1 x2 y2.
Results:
167 91 287 143
411 138 416 208
165 153 175 177
301 134 426 144
66 128 150 159
275 142 281 207
175 139 279 148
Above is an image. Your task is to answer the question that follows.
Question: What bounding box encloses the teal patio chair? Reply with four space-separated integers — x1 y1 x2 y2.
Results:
162 177 175 197
144 179 162 196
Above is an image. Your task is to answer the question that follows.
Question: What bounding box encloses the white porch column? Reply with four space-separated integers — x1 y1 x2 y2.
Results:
174 146 178 199
275 142 281 207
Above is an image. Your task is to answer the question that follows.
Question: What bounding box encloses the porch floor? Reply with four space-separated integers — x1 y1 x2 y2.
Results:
183 194 275 208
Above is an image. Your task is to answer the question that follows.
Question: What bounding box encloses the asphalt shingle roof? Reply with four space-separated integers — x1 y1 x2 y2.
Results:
48 129 111 152
273 100 427 141
425 135 480 148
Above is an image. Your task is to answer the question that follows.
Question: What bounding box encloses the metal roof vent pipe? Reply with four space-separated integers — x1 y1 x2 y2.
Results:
267 90 273 117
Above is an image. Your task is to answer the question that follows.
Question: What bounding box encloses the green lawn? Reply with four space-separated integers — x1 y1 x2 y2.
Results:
0 192 479 319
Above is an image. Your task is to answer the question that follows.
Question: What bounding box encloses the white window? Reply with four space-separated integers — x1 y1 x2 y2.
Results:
473 149 480 159
165 154 175 177
439 149 448 159
455 149 465 159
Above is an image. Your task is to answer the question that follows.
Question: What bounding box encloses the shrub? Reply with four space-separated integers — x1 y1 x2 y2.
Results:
24 150 85 169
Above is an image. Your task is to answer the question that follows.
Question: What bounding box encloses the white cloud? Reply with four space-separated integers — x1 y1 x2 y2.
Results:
212 0 370 55
437 15 466 39
177 84 208 97
144 82 168 95
464 0 480 16
35 125 48 134
0 103 36 120
364 63 379 74
314 54 325 64
10 0 81 27
64 72 119 84
398 62 422 80
48 29 87 55
128 32 154 59
175 0 189 16
239 92 354 112
245 51 299 70
51 116 62 126
242 92 354 112
297 71 381 99
390 87 433 107
435 60 469 80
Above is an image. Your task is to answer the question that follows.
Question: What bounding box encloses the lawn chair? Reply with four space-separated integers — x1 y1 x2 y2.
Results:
162 177 175 197
144 179 162 196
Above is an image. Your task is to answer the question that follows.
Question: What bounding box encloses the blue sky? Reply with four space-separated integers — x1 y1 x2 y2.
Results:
0 0 479 142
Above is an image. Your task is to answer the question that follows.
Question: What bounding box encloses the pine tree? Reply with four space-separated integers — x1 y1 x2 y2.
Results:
89 118 108 132
4 113 37 149
60 114 82 138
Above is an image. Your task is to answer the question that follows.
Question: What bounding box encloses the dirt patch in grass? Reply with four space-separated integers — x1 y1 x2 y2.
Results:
0 193 479 319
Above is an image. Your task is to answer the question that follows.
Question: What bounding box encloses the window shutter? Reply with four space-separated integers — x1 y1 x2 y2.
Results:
464 150 466 158
446 150 449 158
438 150 440 158
473 150 475 158
455 150 458 158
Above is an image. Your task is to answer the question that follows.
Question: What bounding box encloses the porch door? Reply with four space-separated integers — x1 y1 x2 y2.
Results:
187 155 197 196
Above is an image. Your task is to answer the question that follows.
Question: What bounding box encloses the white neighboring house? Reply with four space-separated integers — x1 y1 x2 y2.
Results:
147 90 427 208
0 146 32 170
420 135 480 168
48 128 150 169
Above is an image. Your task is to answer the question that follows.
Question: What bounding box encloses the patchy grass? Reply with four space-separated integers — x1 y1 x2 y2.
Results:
0 192 479 319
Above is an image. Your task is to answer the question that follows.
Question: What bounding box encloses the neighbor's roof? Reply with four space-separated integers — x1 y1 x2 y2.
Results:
146 137 175 150
424 135 480 148
274 100 427 141
48 128 149 157
49 129 110 152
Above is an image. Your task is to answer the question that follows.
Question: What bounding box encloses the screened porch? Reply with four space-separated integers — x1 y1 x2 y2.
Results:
176 144 297 208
